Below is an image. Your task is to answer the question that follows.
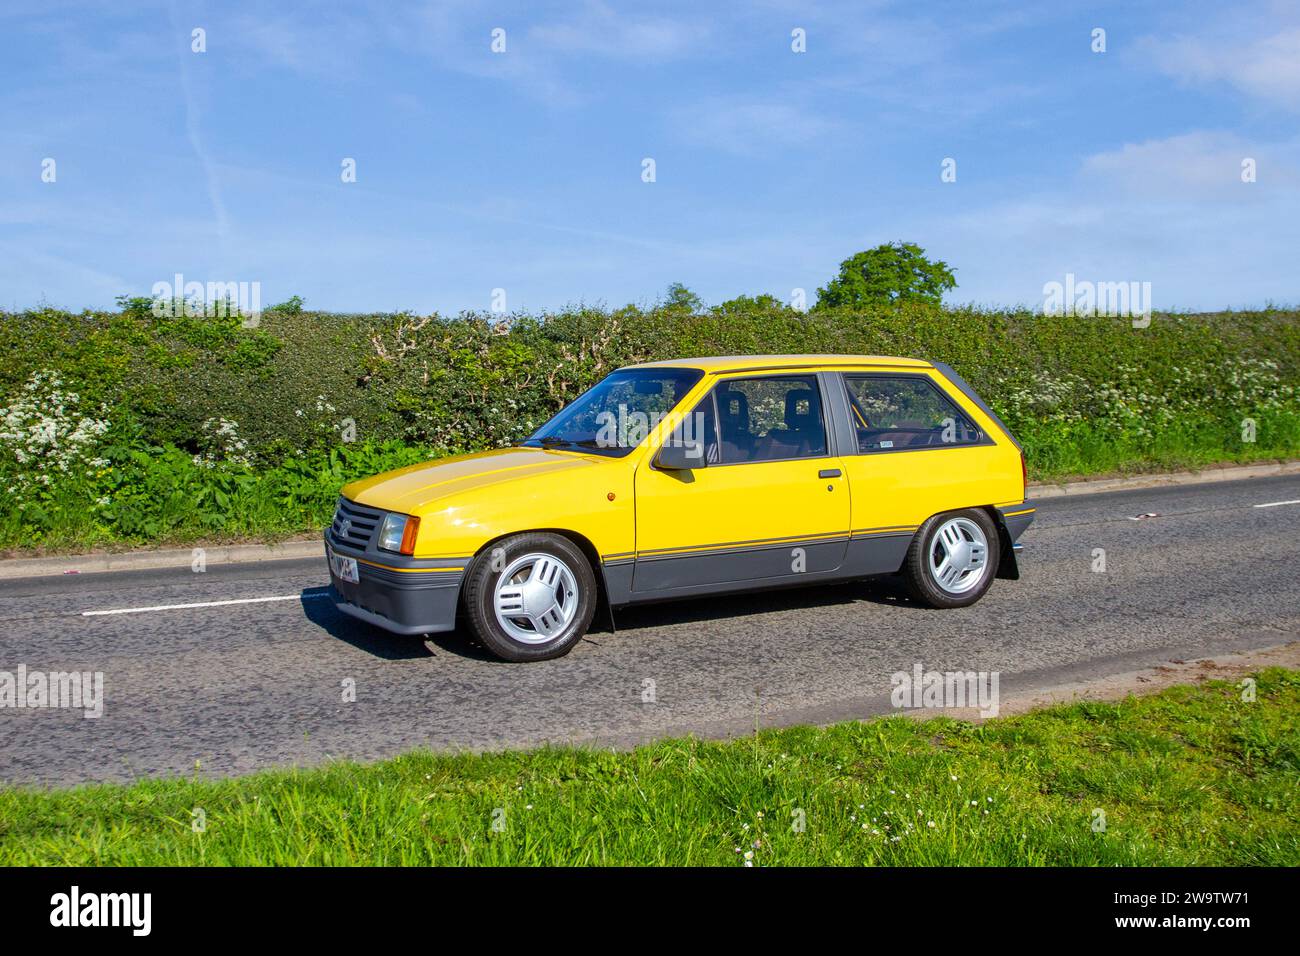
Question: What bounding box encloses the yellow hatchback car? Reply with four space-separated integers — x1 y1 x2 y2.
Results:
325 355 1035 661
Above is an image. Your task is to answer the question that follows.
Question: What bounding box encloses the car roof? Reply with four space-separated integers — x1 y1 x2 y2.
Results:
625 354 934 374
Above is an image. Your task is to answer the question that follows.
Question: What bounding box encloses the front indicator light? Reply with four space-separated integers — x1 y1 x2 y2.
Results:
400 515 420 555
378 513 420 555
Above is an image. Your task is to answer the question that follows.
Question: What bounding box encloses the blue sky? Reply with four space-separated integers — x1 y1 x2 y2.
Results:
3 0 1298 314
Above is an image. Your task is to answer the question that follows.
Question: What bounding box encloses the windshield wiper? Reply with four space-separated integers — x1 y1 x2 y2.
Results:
534 436 606 449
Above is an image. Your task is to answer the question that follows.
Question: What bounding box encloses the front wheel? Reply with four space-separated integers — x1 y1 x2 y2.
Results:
902 509 1000 608
462 533 597 661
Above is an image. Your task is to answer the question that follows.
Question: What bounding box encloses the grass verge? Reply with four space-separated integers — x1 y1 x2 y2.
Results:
1 669 1296 866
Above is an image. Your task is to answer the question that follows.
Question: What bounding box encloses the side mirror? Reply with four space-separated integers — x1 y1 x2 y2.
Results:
656 440 706 470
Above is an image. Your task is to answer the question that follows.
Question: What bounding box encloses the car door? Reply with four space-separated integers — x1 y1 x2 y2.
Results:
632 372 850 593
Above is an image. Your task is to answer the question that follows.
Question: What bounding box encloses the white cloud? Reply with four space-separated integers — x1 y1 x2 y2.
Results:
675 98 841 154
226 10 375 75
1081 130 1296 199
910 133 1300 311
169 1 229 244
0 244 130 310
530 1 705 59
1146 25 1300 110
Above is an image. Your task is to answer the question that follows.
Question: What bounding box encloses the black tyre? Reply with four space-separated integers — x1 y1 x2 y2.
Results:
462 533 597 661
903 509 1000 608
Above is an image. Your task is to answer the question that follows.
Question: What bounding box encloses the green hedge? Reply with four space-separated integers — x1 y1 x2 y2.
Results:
1 302 1297 550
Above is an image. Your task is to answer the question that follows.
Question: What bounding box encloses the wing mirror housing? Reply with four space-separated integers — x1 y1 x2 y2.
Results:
655 440 706 470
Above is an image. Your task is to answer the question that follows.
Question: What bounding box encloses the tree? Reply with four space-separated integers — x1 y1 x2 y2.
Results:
267 295 305 315
816 242 956 309
661 282 703 313
715 293 784 315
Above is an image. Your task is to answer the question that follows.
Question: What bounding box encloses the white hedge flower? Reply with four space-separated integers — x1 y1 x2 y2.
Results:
0 371 111 494
193 417 253 468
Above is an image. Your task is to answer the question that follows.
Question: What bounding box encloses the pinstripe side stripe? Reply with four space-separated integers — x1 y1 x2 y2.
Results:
355 557 466 573
603 524 925 563
630 531 848 560
850 525 917 538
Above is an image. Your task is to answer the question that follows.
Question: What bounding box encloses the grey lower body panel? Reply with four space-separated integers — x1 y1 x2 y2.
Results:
603 561 636 606
325 535 464 635
630 537 848 593
607 530 912 607
842 531 912 576
330 582 461 635
611 564 862 607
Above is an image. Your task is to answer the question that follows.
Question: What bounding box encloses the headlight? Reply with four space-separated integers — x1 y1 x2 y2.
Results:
378 513 420 555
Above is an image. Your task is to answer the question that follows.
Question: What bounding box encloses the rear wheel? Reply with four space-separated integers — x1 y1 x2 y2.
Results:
462 533 597 661
903 509 999 608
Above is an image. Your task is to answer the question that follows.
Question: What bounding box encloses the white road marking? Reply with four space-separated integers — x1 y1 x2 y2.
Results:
1253 499 1300 509
82 593 329 617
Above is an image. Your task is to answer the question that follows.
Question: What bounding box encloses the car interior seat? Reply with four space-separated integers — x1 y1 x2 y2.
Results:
716 388 753 461
752 387 825 459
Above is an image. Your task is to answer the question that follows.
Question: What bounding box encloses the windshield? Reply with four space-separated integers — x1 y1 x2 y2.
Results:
522 367 704 457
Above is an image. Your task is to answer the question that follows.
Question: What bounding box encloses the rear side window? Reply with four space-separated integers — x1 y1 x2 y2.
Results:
843 375 982 453
712 374 828 463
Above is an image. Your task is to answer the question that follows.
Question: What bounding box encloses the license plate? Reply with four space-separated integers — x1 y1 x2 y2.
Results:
328 547 359 584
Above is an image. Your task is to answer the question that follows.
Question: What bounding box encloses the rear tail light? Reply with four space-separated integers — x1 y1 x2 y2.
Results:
1020 451 1028 500
400 515 420 555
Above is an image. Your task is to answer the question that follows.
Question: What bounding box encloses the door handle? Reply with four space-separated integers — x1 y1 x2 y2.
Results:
818 468 842 478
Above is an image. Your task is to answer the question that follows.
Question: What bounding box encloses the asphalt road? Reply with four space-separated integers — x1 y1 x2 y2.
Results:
2 475 1298 786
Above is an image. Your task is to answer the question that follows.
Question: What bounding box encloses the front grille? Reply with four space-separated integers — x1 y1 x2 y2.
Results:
330 497 384 550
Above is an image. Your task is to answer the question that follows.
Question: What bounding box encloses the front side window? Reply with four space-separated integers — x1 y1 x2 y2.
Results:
844 375 982 452
523 367 703 457
710 374 828 463
664 391 721 464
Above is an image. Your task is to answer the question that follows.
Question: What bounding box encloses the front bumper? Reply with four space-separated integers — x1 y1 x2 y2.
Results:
325 531 465 636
